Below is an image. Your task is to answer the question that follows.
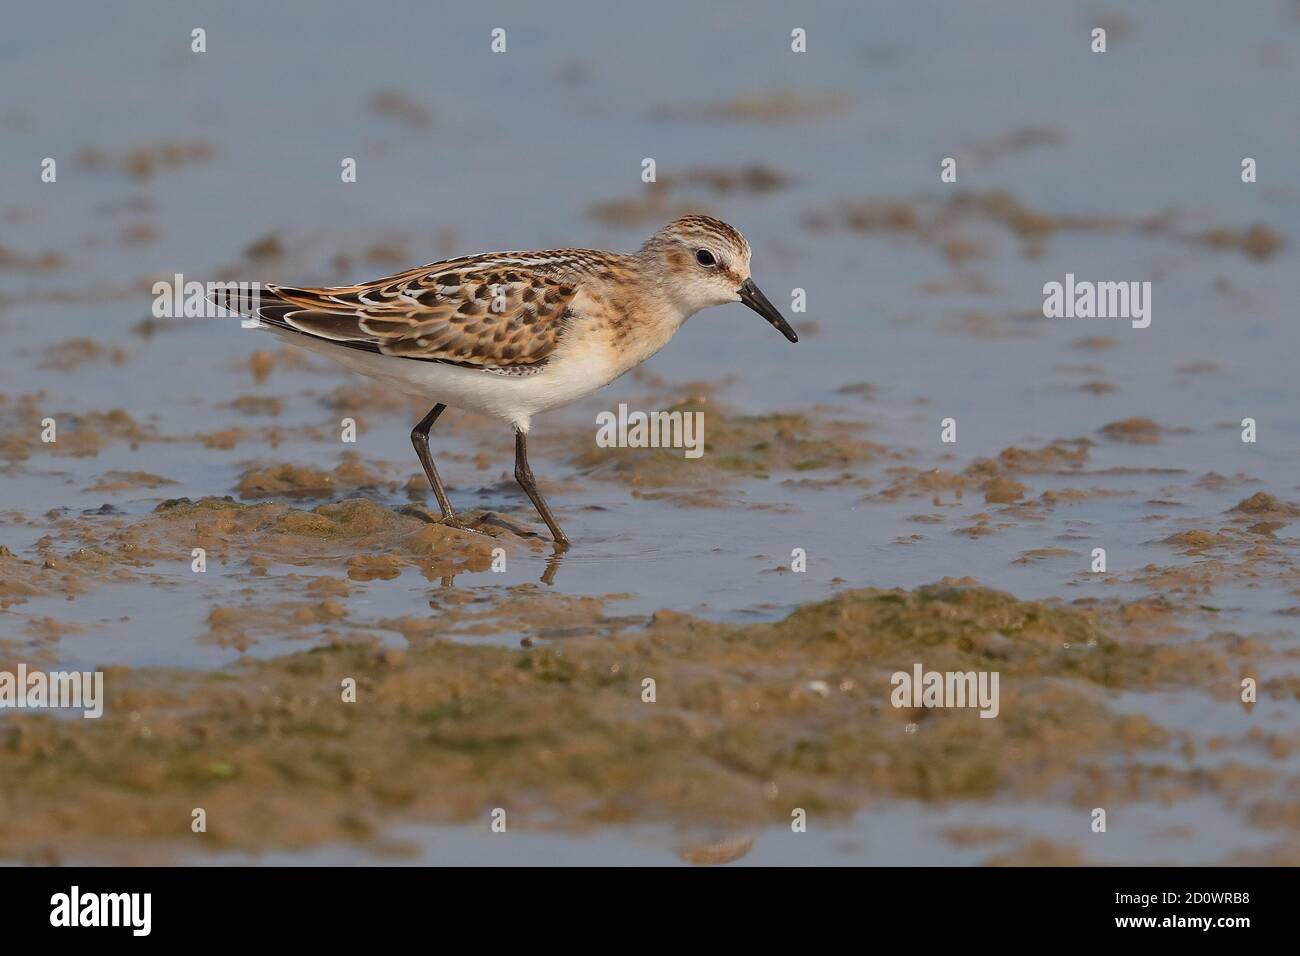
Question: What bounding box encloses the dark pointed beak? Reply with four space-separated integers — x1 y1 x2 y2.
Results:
738 278 798 343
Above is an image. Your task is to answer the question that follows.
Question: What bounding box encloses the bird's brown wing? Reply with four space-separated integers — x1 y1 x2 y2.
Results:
249 253 583 368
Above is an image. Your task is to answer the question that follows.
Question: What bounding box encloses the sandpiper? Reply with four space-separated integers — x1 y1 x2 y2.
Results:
215 215 797 549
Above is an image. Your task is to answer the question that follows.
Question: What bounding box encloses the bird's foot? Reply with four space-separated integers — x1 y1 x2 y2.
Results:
437 513 494 537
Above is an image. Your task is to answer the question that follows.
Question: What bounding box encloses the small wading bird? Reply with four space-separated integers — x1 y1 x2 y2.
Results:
216 215 797 549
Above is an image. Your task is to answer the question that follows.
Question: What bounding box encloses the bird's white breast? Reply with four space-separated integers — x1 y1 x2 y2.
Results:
266 324 621 431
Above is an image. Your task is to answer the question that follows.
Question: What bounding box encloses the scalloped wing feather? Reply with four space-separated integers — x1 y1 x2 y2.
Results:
262 252 592 368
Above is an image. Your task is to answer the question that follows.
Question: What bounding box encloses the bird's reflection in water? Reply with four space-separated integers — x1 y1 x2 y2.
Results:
540 547 565 585
474 513 569 585
427 545 567 588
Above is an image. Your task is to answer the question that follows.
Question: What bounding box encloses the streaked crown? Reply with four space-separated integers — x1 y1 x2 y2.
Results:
642 214 751 264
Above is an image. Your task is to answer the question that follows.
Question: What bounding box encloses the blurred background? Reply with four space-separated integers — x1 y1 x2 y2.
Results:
1 0 1299 864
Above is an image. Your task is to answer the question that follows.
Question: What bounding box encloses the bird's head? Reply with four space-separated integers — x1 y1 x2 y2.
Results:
637 215 798 343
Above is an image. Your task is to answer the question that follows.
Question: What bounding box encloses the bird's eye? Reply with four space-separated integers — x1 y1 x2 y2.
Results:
695 249 717 267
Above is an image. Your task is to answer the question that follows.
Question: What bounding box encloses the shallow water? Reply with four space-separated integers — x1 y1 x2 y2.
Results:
2 0 1299 864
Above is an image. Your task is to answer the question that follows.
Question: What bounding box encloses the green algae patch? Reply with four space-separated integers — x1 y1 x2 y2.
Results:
154 496 246 516
1228 492 1300 519
0 397 158 463
141 495 523 575
236 453 388 499
0 584 1257 862
976 439 1092 475
1100 417 1163 444
571 400 886 490
0 495 536 616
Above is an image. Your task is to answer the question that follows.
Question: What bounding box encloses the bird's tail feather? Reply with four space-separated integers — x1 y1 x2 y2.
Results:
207 285 296 330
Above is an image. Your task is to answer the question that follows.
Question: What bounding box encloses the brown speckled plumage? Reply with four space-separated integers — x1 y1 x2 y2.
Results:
225 215 759 374
245 250 627 370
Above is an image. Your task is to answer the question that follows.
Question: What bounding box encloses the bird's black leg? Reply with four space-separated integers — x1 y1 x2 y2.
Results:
411 403 456 520
514 428 570 550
